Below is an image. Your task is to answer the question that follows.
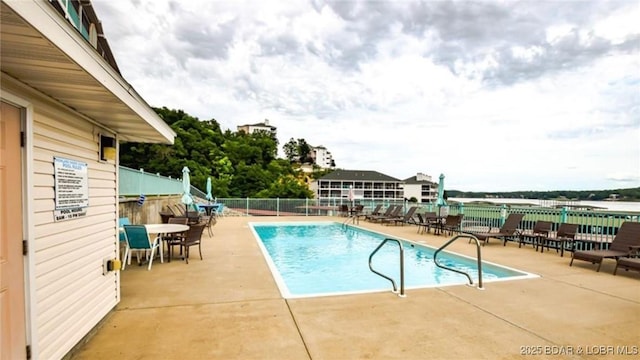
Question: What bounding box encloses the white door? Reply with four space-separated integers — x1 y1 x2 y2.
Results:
0 101 27 359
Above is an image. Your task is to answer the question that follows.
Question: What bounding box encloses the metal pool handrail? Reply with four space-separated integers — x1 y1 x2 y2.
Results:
368 238 405 297
434 234 484 290
342 214 358 227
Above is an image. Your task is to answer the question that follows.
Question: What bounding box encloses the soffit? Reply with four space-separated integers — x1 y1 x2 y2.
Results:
0 1 175 144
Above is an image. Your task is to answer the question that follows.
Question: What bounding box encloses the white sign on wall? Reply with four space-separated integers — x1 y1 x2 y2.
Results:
54 157 88 221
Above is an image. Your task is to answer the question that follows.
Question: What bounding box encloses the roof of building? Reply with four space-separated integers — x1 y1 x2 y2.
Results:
319 170 401 182
403 175 437 185
240 122 277 129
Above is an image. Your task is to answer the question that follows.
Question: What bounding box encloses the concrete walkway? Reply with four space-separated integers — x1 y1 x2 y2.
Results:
70 216 640 359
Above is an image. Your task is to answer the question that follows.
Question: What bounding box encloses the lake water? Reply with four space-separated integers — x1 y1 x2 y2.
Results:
449 198 640 213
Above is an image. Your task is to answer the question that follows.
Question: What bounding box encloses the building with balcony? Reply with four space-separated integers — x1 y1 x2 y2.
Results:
312 169 404 201
1 1 175 358
237 119 277 136
310 145 335 170
402 172 438 203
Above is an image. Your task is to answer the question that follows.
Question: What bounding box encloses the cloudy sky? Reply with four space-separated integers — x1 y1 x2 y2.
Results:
92 0 640 192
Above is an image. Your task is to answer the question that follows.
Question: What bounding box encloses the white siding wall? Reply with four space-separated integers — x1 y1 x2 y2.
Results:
29 94 119 359
403 184 422 203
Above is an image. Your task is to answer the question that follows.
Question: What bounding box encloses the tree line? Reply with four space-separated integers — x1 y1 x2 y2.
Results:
446 188 640 201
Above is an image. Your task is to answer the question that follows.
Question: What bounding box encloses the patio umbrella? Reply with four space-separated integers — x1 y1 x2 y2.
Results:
436 173 447 216
205 177 213 203
181 166 193 215
348 185 355 207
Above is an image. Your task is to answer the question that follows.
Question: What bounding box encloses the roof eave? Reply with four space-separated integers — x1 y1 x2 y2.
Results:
1 0 175 144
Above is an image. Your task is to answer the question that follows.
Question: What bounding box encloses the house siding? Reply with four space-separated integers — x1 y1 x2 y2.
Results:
24 89 119 360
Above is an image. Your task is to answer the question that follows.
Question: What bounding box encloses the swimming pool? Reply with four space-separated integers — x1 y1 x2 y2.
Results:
250 221 536 298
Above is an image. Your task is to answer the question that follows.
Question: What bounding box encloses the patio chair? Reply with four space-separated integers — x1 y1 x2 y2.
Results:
162 217 188 262
464 213 525 246
520 220 553 249
203 211 217 237
381 206 418 226
180 223 207 264
337 204 349 217
416 212 439 234
118 217 130 269
570 221 640 272
613 257 640 275
537 223 579 257
122 225 163 270
441 214 464 236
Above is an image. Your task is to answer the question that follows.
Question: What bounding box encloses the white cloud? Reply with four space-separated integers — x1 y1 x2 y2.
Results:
92 0 640 192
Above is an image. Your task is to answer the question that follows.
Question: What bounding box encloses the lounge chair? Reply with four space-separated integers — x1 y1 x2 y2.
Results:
370 205 403 223
364 204 383 219
366 205 397 222
381 206 418 226
464 213 525 246
520 220 553 249
570 222 640 272
441 214 464 236
537 223 579 257
613 257 640 275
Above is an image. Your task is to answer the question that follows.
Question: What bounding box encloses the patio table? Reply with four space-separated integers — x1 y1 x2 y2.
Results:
145 224 190 262
198 203 219 216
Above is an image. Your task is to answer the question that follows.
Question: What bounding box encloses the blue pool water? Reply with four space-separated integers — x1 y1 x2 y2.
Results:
251 222 536 298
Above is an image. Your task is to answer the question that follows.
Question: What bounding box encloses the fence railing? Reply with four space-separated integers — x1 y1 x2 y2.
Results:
119 166 205 199
118 167 639 252
212 198 639 251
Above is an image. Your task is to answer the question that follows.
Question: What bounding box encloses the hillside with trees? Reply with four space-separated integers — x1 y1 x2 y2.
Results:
120 107 316 198
122 107 639 201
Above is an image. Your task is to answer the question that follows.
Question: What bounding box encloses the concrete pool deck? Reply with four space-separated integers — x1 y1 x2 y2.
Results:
70 216 640 359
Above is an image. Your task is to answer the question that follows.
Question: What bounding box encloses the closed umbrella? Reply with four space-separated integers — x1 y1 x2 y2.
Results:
348 185 355 207
205 177 213 203
436 173 447 216
181 166 193 216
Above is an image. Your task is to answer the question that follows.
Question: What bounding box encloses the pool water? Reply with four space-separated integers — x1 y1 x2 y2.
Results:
251 222 536 298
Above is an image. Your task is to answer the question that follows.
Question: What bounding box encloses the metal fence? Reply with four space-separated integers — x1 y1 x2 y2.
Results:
117 166 639 252
213 197 639 250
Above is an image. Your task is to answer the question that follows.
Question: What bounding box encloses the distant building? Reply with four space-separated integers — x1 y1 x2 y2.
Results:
237 119 277 136
310 145 335 170
312 169 404 201
402 173 438 203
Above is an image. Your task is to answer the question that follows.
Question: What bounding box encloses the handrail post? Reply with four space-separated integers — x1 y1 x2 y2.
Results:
433 234 484 290
369 238 405 297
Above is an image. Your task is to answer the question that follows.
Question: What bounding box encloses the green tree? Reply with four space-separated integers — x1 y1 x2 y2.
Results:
283 138 298 162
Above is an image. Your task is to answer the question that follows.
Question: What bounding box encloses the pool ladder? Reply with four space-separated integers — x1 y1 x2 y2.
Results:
368 238 405 297
342 214 359 227
434 234 484 290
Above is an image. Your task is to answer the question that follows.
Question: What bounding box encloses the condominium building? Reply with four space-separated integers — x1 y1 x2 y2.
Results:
237 119 277 136
402 172 438 203
312 169 404 201
310 145 335 169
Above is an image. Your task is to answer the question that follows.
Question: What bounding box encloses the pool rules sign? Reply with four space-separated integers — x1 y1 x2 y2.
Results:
54 157 89 221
